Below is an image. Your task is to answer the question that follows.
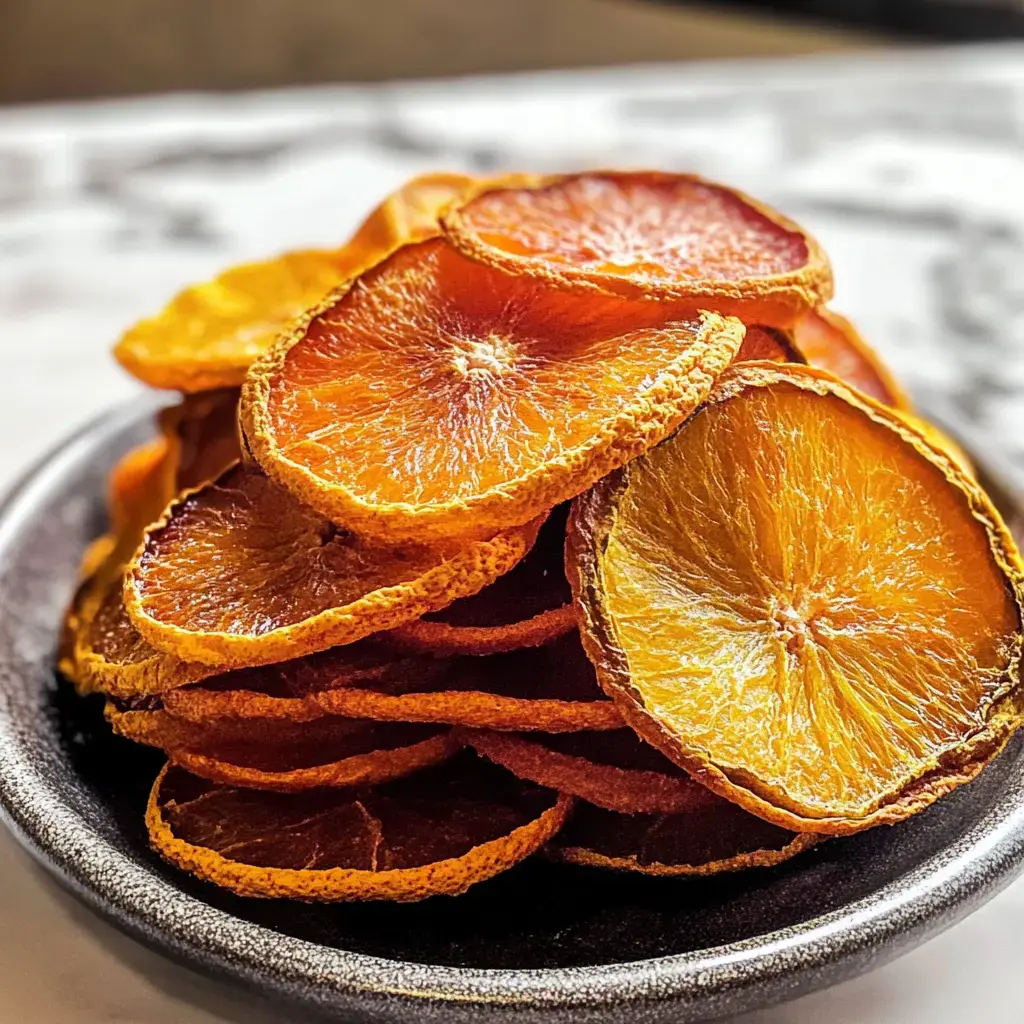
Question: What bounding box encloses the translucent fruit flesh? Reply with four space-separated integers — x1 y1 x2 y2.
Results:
569 364 1024 833
242 236 745 541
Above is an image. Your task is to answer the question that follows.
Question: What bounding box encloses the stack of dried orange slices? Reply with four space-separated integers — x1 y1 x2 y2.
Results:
60 170 1024 902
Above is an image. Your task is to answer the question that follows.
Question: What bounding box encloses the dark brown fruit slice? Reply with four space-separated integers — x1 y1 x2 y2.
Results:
310 634 623 732
388 504 575 655
550 800 816 876
147 753 573 900
465 728 710 814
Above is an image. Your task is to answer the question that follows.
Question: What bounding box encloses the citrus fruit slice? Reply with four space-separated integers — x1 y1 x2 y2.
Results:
146 754 572 900
443 171 832 326
114 173 474 392
107 703 456 792
74 573 217 697
550 801 816 876
735 324 805 365
159 388 241 491
387 504 575 655
124 463 540 667
160 645 447 725
310 634 623 732
242 236 745 541
465 728 710 814
792 307 911 409
568 363 1024 834
107 437 176 542
59 534 120 687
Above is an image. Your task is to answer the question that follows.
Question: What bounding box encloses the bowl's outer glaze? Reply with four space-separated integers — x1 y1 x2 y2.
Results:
1 398 1024 1023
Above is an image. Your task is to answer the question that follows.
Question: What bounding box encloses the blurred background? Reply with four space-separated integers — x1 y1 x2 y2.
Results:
0 0 1021 102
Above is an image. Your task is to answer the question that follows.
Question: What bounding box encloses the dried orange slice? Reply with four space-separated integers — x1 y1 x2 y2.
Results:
310 634 623 732
242 236 745 541
124 463 539 667
569 363 1024 834
159 388 241 491
59 535 120 687
160 645 447 725
443 171 832 326
107 437 176 542
465 728 710 814
74 573 217 697
735 324 805 365
388 504 575 655
792 307 911 409
550 801 816 876
106 703 456 792
146 754 572 900
115 173 475 392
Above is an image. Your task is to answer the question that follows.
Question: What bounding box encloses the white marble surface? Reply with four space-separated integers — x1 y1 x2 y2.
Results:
2 44 1024 1022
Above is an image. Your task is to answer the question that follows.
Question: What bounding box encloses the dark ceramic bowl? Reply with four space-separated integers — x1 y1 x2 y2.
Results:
1 397 1024 1023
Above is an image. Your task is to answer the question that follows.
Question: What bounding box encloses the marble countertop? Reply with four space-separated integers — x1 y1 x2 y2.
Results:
2 44 1024 1022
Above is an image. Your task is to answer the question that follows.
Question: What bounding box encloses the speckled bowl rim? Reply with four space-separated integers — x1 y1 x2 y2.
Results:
1 397 1024 1022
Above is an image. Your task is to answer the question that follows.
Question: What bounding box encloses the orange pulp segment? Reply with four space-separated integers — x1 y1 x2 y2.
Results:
551 800 816 876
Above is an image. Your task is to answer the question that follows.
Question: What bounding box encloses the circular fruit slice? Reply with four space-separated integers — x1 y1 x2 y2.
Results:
387 504 575 655
310 634 623 732
107 703 456 792
115 173 475 392
107 437 177 542
125 463 540 667
569 363 1024 835
146 753 572 900
735 324 805 365
159 388 242 492
443 171 832 326
59 534 120 688
465 728 710 814
242 236 745 541
550 800 816 876
160 645 447 724
792 307 911 409
73 572 217 697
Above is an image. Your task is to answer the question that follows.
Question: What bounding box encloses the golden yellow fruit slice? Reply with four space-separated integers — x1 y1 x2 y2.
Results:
569 363 1024 834
115 173 475 392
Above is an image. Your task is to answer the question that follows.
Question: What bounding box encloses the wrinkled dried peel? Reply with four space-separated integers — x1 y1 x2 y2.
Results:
569 363 1024 834
114 173 475 392
146 756 573 900
242 236 745 541
125 463 540 667
443 170 832 326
